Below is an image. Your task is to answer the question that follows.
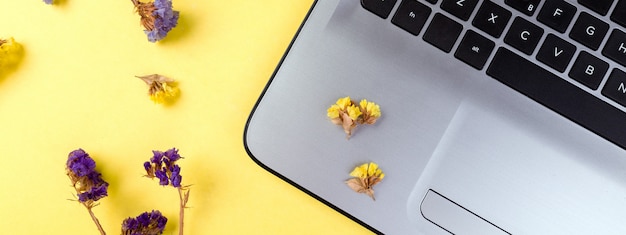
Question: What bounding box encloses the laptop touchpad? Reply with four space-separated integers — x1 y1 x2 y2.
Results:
421 189 509 235
407 80 626 234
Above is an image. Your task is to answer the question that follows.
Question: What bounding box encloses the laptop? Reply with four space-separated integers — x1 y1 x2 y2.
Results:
244 0 626 234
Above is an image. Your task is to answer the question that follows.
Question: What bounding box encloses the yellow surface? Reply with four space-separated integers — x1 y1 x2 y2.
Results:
0 1 373 234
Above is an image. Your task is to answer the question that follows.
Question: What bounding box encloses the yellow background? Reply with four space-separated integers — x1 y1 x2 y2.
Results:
0 1 373 234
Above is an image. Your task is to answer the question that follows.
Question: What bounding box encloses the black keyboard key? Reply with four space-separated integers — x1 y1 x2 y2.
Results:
602 69 626 106
537 34 576 72
611 0 626 27
487 47 626 150
441 0 479 21
569 51 609 90
505 0 541 16
392 0 432 35
425 0 438 4
602 29 626 67
569 12 609 50
455 30 495 69
423 13 463 53
603 69 626 107
504 17 544 55
537 0 577 33
361 0 398 19
577 0 614 16
472 0 512 38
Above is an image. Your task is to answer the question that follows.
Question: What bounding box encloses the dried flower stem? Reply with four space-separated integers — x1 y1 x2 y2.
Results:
178 187 190 235
86 206 106 235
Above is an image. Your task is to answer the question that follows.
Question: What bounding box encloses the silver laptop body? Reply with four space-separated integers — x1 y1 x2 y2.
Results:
245 0 626 234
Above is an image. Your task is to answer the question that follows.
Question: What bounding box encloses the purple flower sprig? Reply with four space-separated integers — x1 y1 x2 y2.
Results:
144 148 190 235
121 210 168 235
66 149 109 235
43 0 53 4
131 0 179 42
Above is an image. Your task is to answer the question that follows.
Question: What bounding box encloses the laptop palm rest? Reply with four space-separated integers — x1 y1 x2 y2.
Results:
408 81 626 234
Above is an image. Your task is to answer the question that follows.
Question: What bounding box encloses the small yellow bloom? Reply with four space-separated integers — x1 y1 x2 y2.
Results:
327 97 381 138
346 105 362 120
346 162 385 200
136 74 179 104
335 96 352 110
0 37 21 68
360 99 381 118
149 83 178 103
327 105 341 119
358 99 381 125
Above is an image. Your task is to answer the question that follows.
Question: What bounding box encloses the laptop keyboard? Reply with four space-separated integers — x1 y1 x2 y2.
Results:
361 0 626 149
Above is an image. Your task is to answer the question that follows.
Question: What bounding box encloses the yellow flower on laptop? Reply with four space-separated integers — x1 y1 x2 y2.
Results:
327 96 381 138
346 162 384 200
135 74 179 104
327 96 361 138
358 99 381 125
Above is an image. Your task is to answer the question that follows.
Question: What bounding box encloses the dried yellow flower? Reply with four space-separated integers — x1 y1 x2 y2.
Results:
327 96 360 138
346 162 384 200
136 74 179 104
358 99 381 125
0 37 21 68
327 97 381 138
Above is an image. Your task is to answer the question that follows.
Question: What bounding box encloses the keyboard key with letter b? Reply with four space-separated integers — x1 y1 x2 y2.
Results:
569 51 609 90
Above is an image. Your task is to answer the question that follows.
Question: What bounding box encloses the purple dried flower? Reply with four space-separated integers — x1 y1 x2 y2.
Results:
155 169 169 186
144 148 184 188
67 149 96 177
132 0 179 42
164 148 181 162
43 0 53 4
66 149 109 207
122 210 168 235
77 184 109 203
170 165 182 188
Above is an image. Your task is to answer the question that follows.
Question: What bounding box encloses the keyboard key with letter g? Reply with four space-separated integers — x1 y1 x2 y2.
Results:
569 12 609 50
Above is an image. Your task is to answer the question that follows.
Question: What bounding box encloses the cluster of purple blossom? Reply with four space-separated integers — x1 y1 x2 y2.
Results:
66 147 188 234
145 0 180 42
121 210 168 235
144 148 183 188
66 149 109 206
